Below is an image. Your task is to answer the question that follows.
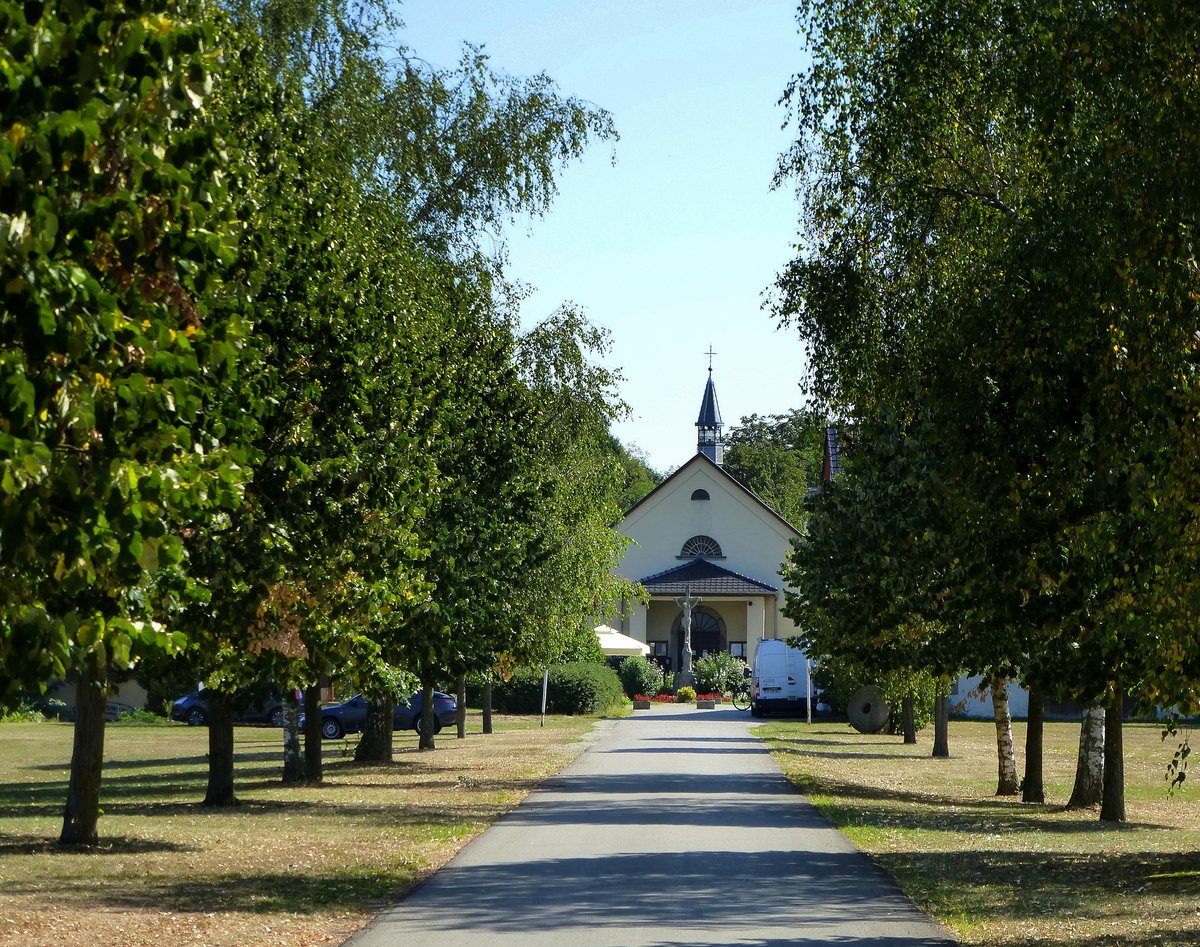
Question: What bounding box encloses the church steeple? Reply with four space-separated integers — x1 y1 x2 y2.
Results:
696 349 724 465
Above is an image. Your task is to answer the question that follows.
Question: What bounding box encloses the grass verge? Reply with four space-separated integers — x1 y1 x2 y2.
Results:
0 711 609 946
758 719 1200 946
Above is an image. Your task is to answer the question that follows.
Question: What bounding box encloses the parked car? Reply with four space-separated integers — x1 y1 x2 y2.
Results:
393 692 459 735
105 701 137 721
54 699 133 723
314 692 458 739
170 688 287 727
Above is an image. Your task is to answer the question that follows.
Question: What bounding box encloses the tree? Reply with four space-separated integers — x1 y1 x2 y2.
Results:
1 0 254 845
244 0 616 264
601 436 662 512
774 0 1200 821
1067 703 1105 808
723 410 826 528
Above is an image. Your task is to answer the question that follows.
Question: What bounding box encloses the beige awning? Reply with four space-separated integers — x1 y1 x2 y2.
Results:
595 625 650 657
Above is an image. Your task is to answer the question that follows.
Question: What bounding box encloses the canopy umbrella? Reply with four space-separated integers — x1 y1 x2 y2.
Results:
595 625 650 657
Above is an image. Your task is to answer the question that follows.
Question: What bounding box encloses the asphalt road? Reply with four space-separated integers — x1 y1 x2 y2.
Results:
343 704 956 947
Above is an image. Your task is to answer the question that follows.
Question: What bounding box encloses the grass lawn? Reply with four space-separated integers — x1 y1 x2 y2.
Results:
0 712 612 947
758 718 1200 946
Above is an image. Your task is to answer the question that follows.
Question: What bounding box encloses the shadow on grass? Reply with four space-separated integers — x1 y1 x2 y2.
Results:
0 763 287 816
775 762 1171 835
0 833 196 855
877 847 1200 928
26 750 283 773
3 868 405 914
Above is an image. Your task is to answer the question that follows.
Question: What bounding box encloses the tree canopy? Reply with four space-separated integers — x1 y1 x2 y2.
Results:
775 0 1200 817
723 409 826 528
2 0 631 842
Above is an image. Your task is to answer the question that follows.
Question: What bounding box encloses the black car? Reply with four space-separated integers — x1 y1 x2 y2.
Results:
170 688 287 727
315 692 458 739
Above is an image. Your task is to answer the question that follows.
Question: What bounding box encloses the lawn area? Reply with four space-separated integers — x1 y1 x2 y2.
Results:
0 712 610 947
758 718 1200 946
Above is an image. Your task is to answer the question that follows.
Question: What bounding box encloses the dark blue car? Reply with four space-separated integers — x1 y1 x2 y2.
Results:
170 688 287 727
315 692 458 739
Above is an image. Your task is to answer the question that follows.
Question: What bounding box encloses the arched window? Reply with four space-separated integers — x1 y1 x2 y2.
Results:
690 489 710 501
680 535 722 558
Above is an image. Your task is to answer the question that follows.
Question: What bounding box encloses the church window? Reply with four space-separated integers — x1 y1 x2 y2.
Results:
690 489 710 501
680 534 722 558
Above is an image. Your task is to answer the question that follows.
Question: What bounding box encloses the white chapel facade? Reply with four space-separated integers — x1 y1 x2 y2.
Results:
612 369 804 671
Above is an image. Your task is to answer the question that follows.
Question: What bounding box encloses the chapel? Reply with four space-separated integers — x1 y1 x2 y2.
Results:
611 367 804 671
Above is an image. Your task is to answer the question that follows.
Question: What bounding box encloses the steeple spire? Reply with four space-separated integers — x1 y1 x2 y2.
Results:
696 350 724 465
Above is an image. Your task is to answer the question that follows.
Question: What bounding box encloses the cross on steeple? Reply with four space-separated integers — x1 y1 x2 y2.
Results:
695 354 724 465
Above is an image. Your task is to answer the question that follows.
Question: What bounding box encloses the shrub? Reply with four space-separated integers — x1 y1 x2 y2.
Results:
1 703 45 723
676 685 696 703
0 695 68 723
111 707 169 725
813 658 937 733
492 662 623 714
694 652 747 695
659 672 675 695
618 655 663 699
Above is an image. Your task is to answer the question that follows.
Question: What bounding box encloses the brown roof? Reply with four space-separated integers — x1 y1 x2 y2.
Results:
640 558 777 596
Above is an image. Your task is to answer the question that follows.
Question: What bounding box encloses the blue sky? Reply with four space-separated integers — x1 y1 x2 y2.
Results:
396 1 810 474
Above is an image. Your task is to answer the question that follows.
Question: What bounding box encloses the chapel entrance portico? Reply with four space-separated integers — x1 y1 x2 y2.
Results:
626 578 778 673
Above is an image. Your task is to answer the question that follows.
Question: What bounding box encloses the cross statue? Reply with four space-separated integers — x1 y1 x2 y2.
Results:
704 345 718 372
674 585 702 677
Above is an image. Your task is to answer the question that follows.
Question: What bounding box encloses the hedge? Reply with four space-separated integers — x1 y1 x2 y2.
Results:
491 662 624 715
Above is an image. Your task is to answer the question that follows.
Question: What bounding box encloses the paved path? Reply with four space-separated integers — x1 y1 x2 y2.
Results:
344 704 955 946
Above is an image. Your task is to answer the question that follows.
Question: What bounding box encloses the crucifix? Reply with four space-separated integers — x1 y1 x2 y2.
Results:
674 584 702 682
704 345 718 372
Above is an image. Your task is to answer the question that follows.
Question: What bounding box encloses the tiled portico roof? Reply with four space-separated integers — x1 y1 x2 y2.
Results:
640 558 777 596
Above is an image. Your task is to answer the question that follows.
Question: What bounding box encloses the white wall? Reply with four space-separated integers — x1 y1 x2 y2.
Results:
618 457 798 596
950 674 1031 719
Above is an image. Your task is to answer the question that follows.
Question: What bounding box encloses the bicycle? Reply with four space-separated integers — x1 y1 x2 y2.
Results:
731 681 752 711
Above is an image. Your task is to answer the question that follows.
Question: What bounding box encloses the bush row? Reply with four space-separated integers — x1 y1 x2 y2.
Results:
487 662 624 715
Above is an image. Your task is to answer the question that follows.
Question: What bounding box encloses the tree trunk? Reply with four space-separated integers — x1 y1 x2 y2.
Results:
203 691 238 807
60 666 107 845
932 692 950 758
482 677 493 734
456 673 467 739
1067 701 1105 808
902 694 916 744
992 674 1020 794
354 696 394 762
282 692 304 784
1100 685 1126 823
1022 686 1045 804
419 681 436 751
303 685 323 783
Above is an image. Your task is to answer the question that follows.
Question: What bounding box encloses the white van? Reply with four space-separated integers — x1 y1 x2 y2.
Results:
751 638 810 717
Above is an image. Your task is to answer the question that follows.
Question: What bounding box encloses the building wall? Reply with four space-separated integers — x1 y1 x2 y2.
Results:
618 459 797 598
950 674 1031 719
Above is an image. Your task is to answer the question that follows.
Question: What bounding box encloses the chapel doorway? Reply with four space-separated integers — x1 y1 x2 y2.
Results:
672 606 726 668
